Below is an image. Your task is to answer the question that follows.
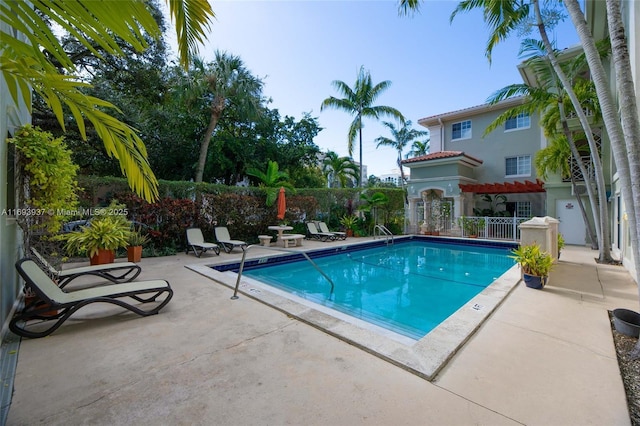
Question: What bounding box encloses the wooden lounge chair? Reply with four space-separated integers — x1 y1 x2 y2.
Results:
214 226 248 253
318 222 347 240
11 258 173 338
306 222 335 242
186 228 220 257
31 247 141 288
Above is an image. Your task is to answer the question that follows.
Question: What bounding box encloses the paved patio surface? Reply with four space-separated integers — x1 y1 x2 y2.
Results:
4 239 638 425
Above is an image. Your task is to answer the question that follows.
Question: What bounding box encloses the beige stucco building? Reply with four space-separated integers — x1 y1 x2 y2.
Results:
405 97 546 235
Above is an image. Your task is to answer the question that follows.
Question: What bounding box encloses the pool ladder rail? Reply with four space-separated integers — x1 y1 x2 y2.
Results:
373 224 394 244
231 244 335 300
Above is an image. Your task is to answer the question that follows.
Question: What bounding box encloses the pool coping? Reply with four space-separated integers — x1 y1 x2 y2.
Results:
187 236 522 381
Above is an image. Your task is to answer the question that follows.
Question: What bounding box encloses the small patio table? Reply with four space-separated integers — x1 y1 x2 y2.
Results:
268 225 294 247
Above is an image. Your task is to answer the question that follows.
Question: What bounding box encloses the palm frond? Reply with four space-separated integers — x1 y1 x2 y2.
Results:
168 0 215 69
451 0 530 63
398 0 421 16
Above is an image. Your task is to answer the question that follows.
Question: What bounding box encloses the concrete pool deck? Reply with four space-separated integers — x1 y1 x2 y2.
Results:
4 239 638 424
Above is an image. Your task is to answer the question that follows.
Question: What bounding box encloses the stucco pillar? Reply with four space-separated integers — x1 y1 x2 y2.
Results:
452 195 463 229
421 192 428 224
519 216 559 260
408 198 418 234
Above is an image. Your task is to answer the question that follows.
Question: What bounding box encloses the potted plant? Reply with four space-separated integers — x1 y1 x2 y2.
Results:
458 216 478 237
510 243 554 289
420 220 429 235
340 215 357 237
63 214 131 265
557 233 565 259
127 230 149 263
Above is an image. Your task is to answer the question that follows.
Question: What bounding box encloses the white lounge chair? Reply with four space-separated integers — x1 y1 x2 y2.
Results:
214 226 248 253
11 258 173 338
318 222 347 240
31 247 141 288
186 228 220 257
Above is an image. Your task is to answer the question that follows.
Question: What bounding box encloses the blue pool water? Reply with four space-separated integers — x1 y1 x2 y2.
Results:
241 240 515 340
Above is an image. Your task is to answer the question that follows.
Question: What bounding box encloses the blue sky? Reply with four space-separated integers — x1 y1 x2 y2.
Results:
167 1 580 177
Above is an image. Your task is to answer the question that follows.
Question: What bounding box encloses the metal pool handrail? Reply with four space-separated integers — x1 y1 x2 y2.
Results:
231 244 335 300
373 224 394 244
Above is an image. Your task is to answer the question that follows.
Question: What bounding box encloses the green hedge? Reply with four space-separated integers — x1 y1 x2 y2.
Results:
77 176 405 251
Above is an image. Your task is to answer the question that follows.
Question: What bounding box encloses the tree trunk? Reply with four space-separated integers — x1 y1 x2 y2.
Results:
558 98 600 249
358 116 364 187
564 0 640 269
604 0 640 266
533 0 613 262
397 151 409 205
603 0 640 356
564 0 640 356
195 97 225 183
570 170 599 249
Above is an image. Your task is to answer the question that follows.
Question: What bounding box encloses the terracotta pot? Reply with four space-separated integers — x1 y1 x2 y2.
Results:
127 246 142 263
90 249 115 265
346 229 354 237
25 294 59 317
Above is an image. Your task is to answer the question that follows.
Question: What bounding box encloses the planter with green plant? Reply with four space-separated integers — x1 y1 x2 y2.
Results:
340 215 357 237
458 216 481 237
510 243 554 289
63 213 131 265
127 230 149 263
557 233 565 259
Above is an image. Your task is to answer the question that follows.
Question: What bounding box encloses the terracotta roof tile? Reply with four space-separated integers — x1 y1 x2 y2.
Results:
402 151 483 165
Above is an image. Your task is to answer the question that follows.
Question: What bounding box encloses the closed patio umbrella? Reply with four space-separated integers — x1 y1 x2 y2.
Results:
277 187 286 220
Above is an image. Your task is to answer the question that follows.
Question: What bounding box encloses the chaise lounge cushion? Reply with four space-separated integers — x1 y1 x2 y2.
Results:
318 222 347 240
31 247 141 288
11 259 173 338
214 226 248 253
186 228 220 257
306 222 335 242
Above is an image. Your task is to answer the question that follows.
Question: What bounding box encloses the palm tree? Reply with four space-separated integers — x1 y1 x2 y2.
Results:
535 135 597 248
360 191 389 227
374 120 428 187
565 0 640 358
407 139 430 158
1 0 215 201
398 0 640 354
246 161 294 207
322 151 359 188
485 39 605 254
447 0 613 262
320 66 405 186
189 51 264 182
564 0 640 304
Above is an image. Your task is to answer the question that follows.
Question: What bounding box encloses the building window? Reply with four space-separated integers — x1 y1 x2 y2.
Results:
505 155 531 177
452 120 471 140
516 201 532 218
505 113 530 131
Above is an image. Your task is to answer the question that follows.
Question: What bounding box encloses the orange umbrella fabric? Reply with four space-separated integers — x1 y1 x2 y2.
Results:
276 187 286 220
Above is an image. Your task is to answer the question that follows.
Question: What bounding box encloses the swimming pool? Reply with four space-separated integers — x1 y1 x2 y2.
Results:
194 236 521 380
242 241 514 339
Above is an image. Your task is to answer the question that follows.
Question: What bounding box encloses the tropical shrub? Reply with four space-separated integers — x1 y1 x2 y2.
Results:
8 125 79 235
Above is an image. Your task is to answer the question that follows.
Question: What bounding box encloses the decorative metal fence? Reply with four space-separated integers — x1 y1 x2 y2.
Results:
453 216 527 241
416 216 527 241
